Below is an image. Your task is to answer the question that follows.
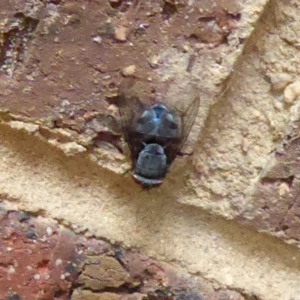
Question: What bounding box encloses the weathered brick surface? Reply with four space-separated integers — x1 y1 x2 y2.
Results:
0 0 241 119
240 133 300 243
2 0 300 299
0 210 81 299
0 209 246 300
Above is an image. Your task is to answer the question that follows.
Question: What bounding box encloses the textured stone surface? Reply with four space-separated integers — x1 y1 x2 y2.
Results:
240 134 300 243
2 126 300 299
0 210 81 299
1 0 300 299
0 0 266 175
78 255 131 290
0 0 242 118
0 210 247 300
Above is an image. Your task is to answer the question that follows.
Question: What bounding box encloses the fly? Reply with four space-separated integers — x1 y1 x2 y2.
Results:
117 78 200 188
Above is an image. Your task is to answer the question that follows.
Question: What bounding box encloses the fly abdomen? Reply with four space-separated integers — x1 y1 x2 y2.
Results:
134 143 167 180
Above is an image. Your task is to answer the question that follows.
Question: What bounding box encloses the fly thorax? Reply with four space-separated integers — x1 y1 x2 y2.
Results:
158 112 178 137
135 108 158 134
135 104 178 138
152 104 168 117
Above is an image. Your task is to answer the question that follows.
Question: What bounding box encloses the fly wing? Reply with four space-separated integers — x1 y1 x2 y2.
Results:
117 79 146 161
164 95 200 165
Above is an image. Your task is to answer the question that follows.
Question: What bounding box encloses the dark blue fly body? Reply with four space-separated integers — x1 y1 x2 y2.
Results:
117 79 199 189
135 104 178 138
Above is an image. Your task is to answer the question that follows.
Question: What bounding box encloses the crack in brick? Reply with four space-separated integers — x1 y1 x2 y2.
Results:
0 12 39 76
